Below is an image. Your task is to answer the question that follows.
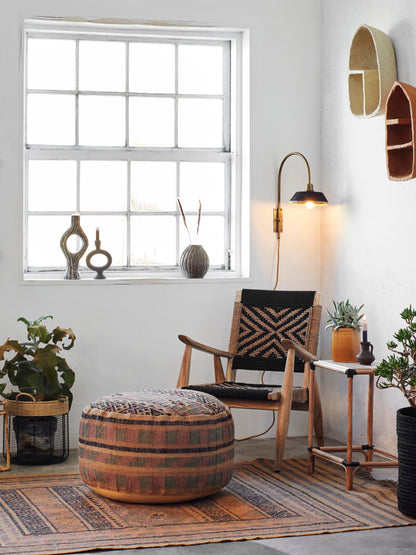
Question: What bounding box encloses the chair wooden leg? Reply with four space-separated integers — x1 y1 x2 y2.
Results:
274 348 295 472
177 345 192 388
313 379 324 447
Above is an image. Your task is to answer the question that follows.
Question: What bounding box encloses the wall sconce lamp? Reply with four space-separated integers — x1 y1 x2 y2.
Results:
273 151 328 289
273 151 328 239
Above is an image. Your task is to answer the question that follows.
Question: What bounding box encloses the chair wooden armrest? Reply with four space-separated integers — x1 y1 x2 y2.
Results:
178 335 234 359
281 338 318 362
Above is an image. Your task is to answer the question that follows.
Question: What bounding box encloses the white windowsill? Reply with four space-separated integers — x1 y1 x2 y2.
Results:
21 271 252 285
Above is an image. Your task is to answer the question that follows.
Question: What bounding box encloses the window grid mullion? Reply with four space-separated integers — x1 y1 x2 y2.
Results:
75 39 80 147
126 160 131 267
174 43 179 148
176 161 181 265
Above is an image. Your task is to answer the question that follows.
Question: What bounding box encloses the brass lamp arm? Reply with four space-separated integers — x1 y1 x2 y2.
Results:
277 152 312 206
274 151 313 237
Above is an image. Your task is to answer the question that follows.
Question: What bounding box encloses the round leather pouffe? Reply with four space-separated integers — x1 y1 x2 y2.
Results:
79 389 234 503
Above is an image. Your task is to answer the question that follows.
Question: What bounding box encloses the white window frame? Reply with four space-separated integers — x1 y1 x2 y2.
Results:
22 19 248 282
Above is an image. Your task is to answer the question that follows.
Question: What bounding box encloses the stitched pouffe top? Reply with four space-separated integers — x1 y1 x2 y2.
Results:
82 388 229 418
79 388 234 504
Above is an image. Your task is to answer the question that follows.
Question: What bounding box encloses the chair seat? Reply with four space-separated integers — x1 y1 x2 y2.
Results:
183 382 308 403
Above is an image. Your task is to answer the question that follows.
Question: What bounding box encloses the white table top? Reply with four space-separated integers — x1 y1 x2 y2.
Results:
314 359 377 374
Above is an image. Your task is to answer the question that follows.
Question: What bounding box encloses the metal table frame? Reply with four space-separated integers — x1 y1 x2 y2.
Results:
308 360 398 490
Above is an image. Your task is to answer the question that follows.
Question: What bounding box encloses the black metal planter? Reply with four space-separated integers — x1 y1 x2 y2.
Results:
397 406 416 517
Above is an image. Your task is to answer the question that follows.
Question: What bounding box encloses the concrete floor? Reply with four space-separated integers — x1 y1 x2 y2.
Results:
5 437 416 554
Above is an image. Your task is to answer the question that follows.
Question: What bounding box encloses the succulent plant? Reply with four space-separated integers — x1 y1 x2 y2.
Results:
374 306 416 408
326 299 364 331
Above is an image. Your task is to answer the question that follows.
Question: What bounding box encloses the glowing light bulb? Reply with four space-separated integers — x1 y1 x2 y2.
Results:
305 201 314 210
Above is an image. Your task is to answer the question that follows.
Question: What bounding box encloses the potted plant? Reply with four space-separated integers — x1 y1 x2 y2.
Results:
326 299 364 362
0 315 75 465
374 306 416 517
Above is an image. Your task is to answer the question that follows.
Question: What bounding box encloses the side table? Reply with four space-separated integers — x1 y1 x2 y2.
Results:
308 359 398 490
0 400 10 471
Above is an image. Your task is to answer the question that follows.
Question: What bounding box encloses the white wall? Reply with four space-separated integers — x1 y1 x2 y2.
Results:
0 0 322 447
321 0 416 475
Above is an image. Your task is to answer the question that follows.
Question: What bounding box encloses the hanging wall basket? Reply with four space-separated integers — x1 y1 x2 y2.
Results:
348 24 397 118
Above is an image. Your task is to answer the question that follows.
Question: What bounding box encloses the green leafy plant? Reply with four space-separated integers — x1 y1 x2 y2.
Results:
0 315 76 408
326 299 364 331
374 306 416 408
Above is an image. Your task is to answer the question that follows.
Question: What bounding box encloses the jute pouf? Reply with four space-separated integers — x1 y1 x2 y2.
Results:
79 388 234 503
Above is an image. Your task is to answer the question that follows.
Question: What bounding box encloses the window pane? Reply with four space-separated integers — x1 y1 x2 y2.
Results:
79 95 125 146
129 97 174 147
130 216 176 265
178 45 223 94
80 161 127 211
179 162 225 211
81 215 127 267
27 38 75 90
179 215 224 266
79 40 126 92
131 162 176 211
28 161 77 212
178 99 223 147
129 43 175 93
28 215 70 267
27 93 75 145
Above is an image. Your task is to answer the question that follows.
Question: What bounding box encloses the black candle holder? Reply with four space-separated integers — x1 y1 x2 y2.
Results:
356 341 375 366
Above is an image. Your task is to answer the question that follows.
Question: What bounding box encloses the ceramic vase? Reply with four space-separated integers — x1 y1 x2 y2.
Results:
331 328 360 362
180 245 209 278
397 407 416 517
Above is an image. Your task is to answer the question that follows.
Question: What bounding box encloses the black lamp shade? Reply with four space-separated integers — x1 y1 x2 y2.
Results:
290 190 328 205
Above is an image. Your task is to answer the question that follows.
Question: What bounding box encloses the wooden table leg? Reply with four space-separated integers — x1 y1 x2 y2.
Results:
307 362 315 474
367 373 374 463
346 375 353 491
0 406 10 472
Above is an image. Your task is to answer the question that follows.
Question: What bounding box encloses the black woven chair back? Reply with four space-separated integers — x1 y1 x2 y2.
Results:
231 289 316 373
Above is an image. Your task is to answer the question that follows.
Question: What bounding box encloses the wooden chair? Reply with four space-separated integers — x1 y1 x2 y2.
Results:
177 289 324 471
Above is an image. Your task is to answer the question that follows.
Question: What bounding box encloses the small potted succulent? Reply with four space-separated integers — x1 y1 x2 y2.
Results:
0 315 75 465
374 306 416 517
326 299 364 362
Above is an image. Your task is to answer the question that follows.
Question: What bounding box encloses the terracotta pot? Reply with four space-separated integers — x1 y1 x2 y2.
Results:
331 328 360 362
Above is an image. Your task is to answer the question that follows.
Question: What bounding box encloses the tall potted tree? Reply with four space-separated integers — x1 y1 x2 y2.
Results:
326 299 364 362
374 306 416 517
0 315 75 465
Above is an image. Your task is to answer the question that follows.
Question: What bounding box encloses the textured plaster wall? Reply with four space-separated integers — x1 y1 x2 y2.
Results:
0 0 322 447
321 0 416 476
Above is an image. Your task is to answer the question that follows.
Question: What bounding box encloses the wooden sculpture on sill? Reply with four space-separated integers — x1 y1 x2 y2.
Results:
385 81 416 181
348 24 397 118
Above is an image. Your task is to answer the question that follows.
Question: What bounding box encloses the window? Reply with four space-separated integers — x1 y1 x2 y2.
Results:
23 20 245 279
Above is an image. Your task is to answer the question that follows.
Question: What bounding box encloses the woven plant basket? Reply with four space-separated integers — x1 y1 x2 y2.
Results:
397 406 416 517
6 393 69 417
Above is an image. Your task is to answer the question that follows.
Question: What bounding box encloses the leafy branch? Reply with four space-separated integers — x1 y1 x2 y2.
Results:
374 306 416 408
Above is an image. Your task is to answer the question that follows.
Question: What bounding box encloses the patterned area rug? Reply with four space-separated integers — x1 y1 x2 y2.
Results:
0 458 414 555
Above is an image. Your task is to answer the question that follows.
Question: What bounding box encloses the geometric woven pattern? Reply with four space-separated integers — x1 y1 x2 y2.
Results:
236 306 313 360
79 389 234 503
0 459 414 554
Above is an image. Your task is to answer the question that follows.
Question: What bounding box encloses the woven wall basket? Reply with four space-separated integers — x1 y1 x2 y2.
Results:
349 24 397 118
6 394 69 417
385 81 416 181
